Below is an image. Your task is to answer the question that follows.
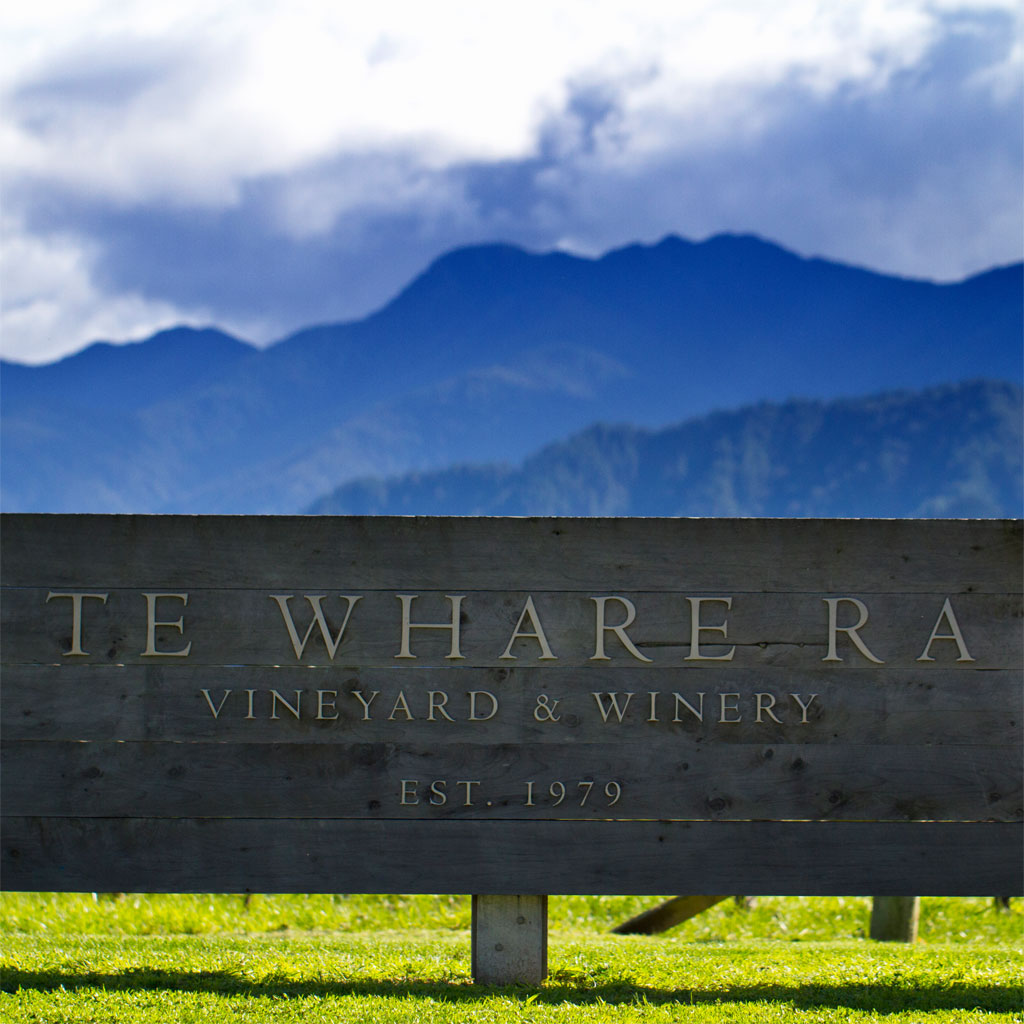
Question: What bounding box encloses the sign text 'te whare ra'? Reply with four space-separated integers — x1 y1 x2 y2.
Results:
2 516 1020 894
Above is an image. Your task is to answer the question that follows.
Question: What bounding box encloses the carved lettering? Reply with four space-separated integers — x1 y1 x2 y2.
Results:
591 691 634 722
351 689 379 720
589 690 816 725
685 597 736 661
499 595 558 660
46 591 108 657
427 690 455 722
269 594 361 661
524 780 622 807
719 693 741 723
823 597 884 663
790 692 819 723
399 779 482 807
755 692 782 724
141 593 192 657
200 688 232 719
590 596 652 662
316 689 339 720
918 598 975 662
468 690 499 721
457 780 481 806
389 691 414 721
673 692 705 722
395 595 465 660
270 689 302 720
533 694 561 722
206 687 502 723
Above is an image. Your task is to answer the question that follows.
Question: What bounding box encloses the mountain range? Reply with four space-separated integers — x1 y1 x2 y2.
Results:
308 380 1022 518
1 233 1021 514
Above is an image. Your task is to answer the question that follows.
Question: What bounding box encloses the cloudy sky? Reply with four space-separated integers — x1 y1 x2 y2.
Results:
2 0 1021 364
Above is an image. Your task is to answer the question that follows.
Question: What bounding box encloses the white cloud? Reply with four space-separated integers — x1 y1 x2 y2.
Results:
4 1 1004 209
0 1 1020 362
0 217 262 363
1 227 177 363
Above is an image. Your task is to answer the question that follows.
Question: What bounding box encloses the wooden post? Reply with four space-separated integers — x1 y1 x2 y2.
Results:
870 896 920 942
612 895 729 934
471 895 547 985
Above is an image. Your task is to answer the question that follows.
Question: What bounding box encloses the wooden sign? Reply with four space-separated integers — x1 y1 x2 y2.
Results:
2 515 1021 895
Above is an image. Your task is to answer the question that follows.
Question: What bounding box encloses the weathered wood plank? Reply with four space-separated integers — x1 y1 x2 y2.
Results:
3 818 1020 894
4 585 1017 669
5 665 1017 746
3 516 1020 902
2 515 1019 593
4 739 1020 821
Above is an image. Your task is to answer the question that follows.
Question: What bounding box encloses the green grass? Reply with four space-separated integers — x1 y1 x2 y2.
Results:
2 895 1021 1022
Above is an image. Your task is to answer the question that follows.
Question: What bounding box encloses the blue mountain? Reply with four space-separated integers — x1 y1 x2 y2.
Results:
1 327 255 413
1 234 1020 513
307 380 1023 518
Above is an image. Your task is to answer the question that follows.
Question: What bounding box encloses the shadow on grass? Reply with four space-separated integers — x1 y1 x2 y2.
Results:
3 967 1020 1013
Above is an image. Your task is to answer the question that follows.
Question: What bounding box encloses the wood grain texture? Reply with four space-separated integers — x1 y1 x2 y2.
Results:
4 587 1018 671
3 516 1020 897
3 817 1020 894
4 738 1020 822
2 515 1019 593
4 665 1018 746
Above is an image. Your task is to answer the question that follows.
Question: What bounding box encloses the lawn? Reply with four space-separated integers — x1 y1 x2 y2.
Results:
2 894 1021 1022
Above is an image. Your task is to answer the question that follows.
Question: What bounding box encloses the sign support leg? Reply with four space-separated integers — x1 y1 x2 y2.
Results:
870 896 920 942
471 894 548 985
611 894 728 934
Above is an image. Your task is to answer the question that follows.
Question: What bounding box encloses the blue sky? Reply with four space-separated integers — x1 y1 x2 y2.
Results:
2 0 1021 364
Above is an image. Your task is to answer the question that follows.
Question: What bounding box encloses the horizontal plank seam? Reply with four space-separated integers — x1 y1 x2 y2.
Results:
6 589 1015 598
3 814 1017 823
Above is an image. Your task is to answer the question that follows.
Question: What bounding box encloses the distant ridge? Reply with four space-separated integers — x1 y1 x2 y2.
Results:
1 327 255 413
307 380 1023 518
2 234 1020 513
